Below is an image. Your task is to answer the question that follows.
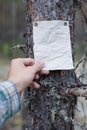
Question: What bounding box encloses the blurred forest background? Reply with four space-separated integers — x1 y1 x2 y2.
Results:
0 0 26 59
0 0 26 130
0 0 87 130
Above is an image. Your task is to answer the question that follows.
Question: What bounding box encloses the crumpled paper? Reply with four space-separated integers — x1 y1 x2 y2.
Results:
33 20 74 70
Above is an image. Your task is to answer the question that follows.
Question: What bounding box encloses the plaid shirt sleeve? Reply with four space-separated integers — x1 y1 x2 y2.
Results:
0 81 21 128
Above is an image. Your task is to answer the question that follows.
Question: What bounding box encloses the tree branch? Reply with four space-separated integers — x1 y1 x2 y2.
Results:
75 52 87 70
66 87 87 97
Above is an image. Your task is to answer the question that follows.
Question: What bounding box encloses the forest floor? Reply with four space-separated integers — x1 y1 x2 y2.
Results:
0 58 87 130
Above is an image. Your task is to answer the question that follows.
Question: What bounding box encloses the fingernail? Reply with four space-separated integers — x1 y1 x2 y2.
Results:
36 84 40 88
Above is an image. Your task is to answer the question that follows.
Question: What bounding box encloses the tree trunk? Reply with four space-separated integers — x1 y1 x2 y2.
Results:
22 1 79 130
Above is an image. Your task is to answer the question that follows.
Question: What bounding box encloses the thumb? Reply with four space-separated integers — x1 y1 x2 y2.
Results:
32 61 44 73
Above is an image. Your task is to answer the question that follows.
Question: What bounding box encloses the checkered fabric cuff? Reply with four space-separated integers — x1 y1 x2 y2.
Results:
0 81 21 117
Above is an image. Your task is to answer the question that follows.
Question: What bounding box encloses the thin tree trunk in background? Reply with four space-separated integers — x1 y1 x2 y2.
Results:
23 1 79 130
11 0 16 42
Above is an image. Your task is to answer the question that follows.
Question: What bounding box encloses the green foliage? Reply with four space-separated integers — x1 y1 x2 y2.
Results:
0 41 25 58
2 43 10 57
0 43 11 58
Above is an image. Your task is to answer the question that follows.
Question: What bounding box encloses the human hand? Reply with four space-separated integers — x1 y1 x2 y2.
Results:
7 58 49 93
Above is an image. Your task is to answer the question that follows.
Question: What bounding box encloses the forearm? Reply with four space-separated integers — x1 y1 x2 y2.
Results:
0 58 49 128
0 81 21 128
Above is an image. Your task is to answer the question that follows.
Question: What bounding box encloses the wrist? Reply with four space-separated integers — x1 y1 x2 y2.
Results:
8 79 23 95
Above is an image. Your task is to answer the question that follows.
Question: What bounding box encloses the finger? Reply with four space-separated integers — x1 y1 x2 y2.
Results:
40 70 49 75
34 74 39 80
20 58 35 66
31 81 40 88
33 61 44 73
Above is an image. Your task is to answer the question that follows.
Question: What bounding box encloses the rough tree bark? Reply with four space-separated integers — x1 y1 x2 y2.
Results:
22 1 80 130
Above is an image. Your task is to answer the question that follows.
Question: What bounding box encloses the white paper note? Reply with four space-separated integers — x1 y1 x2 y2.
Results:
33 20 74 70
